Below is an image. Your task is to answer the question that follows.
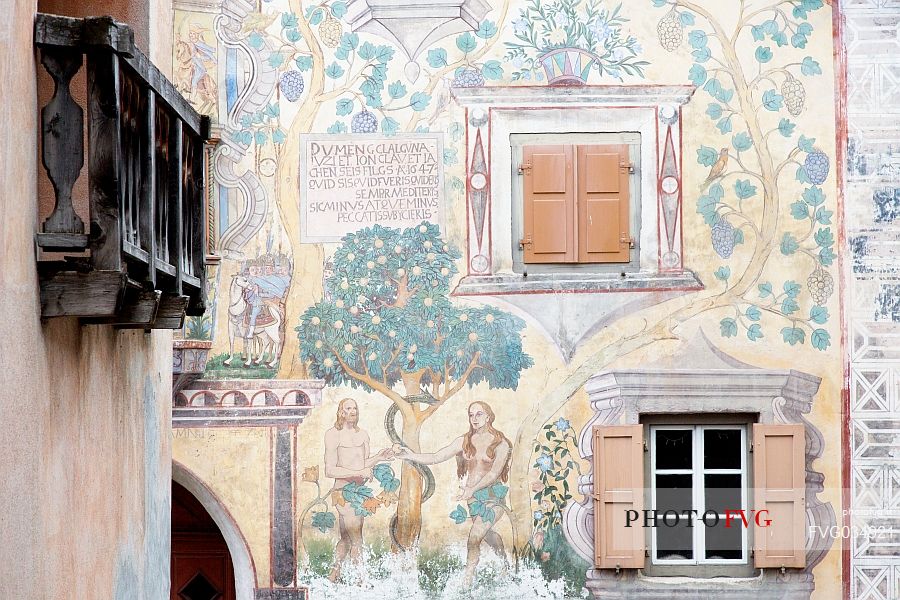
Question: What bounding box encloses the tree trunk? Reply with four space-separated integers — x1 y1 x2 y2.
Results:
394 409 423 550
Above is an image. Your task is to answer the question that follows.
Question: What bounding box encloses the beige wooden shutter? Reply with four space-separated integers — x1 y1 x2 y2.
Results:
593 424 645 569
522 145 575 263
576 145 631 263
752 423 806 569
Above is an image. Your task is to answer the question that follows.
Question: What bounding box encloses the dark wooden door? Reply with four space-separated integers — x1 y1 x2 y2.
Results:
172 482 236 600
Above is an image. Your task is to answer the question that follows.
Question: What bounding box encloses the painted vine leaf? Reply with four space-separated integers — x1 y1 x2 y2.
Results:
652 0 832 350
297 223 533 396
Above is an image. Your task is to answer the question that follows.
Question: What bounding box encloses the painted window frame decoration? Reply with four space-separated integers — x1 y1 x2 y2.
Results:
451 85 700 295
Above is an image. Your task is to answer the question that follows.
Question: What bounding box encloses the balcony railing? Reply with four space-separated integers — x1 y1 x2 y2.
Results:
35 14 209 328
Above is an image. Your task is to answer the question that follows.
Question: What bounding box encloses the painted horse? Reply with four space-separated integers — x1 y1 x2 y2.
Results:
223 274 283 368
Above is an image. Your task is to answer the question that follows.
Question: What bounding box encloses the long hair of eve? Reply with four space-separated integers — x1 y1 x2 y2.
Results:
455 401 512 483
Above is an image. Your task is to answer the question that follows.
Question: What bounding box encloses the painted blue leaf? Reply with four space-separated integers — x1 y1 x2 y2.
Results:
325 62 344 79
814 227 834 248
762 89 783 111
747 324 764 341
811 328 831 351
761 19 779 34
443 148 458 165
388 81 407 99
476 20 497 39
782 297 799 315
798 135 816 153
703 78 722 97
365 91 383 109
716 88 734 103
732 132 752 152
373 463 394 483
450 504 468 524
335 46 349 61
781 327 805 346
272 129 286 144
248 32 264 49
796 166 810 183
791 33 808 49
358 41 376 60
798 23 814 36
693 47 712 63
759 282 773 297
311 510 336 532
696 195 717 222
819 247 836 266
340 32 359 50
709 183 725 200
734 179 757 199
779 118 796 137
793 6 808 19
456 32 477 53
784 281 801 297
715 266 731 281
751 25 764 42
697 146 718 167
688 30 708 49
294 56 313 73
255 130 268 145
717 117 733 134
481 60 503 80
780 233 799 255
803 186 825 206
706 103 722 120
801 56 822 76
382 477 400 492
375 45 394 63
755 46 773 63
734 228 744 245
309 9 324 26
746 306 761 321
327 120 347 134
810 306 829 324
815 207 833 225
330 1 347 18
790 201 810 219
381 117 399 135
720 318 738 338
427 48 448 68
772 32 788 47
680 11 695 25
282 12 299 28
410 92 430 111
689 64 708 86
286 28 302 42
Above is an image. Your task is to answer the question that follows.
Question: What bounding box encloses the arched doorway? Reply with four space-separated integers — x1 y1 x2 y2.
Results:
171 481 236 600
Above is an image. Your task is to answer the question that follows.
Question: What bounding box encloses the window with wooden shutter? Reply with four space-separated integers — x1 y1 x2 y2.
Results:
593 424 645 569
522 145 575 263
752 423 806 569
577 145 631 263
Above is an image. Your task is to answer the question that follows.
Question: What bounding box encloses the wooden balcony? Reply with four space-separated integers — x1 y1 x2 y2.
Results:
35 14 210 328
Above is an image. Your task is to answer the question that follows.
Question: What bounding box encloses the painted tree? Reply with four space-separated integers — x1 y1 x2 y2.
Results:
296 222 533 548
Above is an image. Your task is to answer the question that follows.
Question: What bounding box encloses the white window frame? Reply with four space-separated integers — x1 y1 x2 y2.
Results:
649 424 748 566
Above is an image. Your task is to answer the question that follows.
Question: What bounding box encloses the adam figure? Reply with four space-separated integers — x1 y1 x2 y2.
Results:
324 398 392 582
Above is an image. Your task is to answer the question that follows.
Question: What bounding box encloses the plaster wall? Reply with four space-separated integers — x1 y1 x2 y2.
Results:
0 0 175 598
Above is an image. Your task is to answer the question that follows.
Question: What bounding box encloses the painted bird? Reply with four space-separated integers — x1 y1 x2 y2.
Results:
702 147 729 187
241 11 278 35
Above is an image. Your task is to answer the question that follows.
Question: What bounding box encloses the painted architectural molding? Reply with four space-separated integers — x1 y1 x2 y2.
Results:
562 342 834 599
174 379 324 426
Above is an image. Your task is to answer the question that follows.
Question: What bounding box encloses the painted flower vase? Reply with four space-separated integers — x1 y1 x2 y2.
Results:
538 47 598 85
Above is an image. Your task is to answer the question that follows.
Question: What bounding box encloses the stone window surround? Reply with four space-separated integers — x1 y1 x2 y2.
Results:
561 368 836 600
450 85 703 296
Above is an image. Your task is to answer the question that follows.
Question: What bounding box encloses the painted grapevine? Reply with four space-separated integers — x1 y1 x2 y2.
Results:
653 0 834 351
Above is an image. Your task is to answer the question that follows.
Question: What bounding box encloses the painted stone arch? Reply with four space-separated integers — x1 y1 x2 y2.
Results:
173 461 256 600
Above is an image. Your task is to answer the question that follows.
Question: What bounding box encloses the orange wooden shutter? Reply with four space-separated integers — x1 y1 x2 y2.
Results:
593 425 645 569
752 423 806 569
576 145 631 263
522 145 575 263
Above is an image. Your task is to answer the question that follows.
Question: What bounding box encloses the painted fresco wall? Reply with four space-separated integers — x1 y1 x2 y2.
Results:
843 2 900 599
171 0 844 598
